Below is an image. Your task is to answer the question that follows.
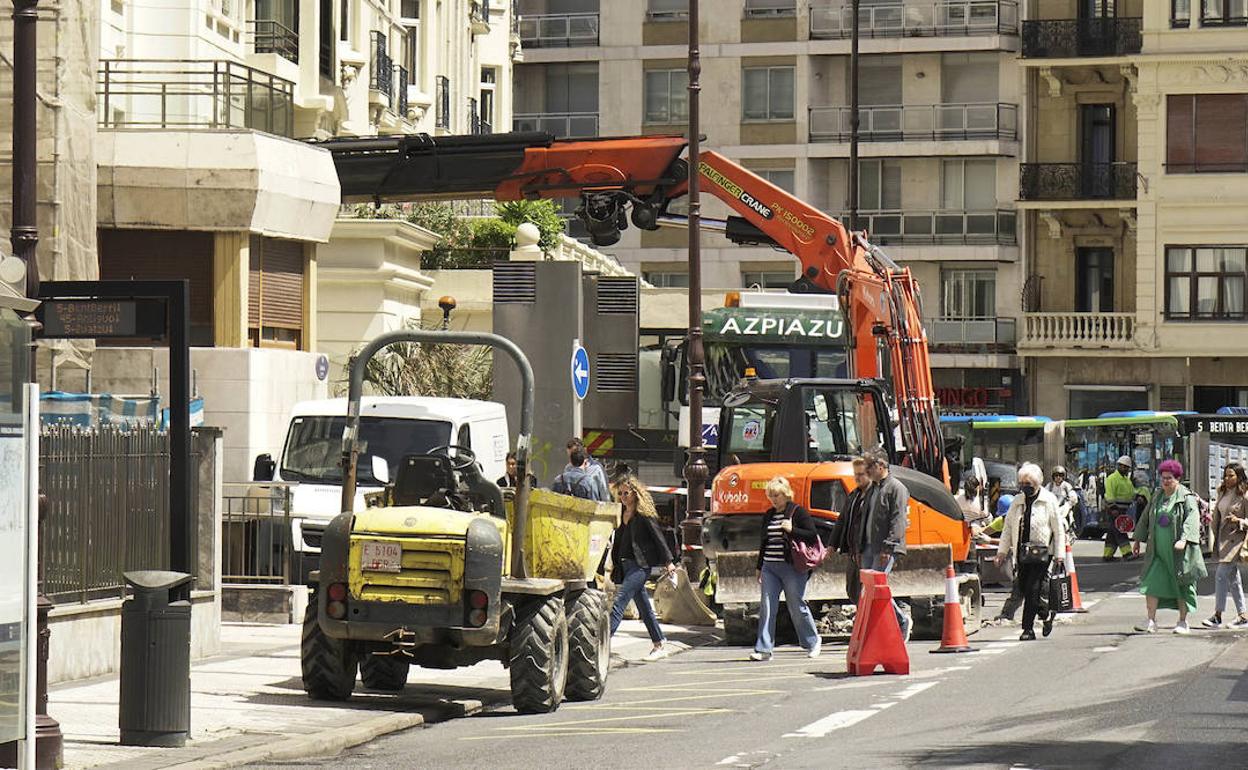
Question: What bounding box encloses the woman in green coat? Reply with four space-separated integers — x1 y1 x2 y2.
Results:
1132 459 1206 634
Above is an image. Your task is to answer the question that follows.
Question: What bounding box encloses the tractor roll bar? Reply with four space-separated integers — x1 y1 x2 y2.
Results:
341 329 537 579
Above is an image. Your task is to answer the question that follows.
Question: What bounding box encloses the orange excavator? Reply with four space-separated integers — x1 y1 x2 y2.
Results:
322 131 978 638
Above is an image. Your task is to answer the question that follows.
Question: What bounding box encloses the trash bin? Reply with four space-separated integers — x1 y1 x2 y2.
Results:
119 570 193 747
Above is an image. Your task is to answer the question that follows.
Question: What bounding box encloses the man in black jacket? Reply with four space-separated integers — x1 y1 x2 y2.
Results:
832 457 872 604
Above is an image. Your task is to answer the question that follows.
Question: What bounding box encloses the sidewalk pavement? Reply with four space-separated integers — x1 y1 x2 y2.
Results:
52 620 718 770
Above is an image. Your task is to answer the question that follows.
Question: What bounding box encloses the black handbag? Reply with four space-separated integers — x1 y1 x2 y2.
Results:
1019 544 1050 565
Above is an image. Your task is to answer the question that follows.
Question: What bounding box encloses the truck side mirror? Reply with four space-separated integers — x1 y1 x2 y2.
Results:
371 455 391 485
253 453 276 482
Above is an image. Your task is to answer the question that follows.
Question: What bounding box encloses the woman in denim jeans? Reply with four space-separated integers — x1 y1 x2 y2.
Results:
1204 462 1248 629
749 476 822 662
606 476 675 662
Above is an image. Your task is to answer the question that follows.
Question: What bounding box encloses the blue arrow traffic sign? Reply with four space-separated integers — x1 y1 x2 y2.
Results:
571 343 590 401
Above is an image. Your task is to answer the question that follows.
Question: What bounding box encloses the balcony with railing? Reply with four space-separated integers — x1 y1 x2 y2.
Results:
929 316 1017 347
369 31 393 106
248 20 298 63
471 0 491 34
518 12 600 47
1019 162 1137 201
809 102 1017 142
98 59 294 137
435 75 451 129
468 97 480 134
809 0 1018 38
393 65 408 118
513 112 599 137
1021 18 1141 58
859 209 1017 245
1020 312 1136 349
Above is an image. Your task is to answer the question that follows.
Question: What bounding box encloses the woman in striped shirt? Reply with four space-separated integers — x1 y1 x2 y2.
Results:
750 476 822 661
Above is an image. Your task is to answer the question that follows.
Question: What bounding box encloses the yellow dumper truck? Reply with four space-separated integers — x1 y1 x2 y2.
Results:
300 329 617 713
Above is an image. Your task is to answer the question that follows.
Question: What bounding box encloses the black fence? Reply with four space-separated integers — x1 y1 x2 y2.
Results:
40 425 200 604
369 31 393 105
249 19 299 62
1021 17 1141 58
436 75 451 129
221 484 294 585
1019 162 1138 201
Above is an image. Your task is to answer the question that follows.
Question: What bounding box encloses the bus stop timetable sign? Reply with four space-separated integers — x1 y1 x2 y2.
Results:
38 298 166 339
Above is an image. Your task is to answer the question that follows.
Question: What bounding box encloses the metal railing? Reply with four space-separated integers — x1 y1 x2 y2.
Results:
369 31 392 105
1021 17 1142 58
809 102 1017 142
1019 162 1138 201
469 96 480 134
221 484 294 585
745 0 797 17
518 12 600 46
98 59 295 137
394 64 409 117
248 19 299 62
513 111 599 137
809 0 1018 38
859 209 1017 245
929 316 1017 346
1020 312 1135 348
436 75 451 129
41 425 176 603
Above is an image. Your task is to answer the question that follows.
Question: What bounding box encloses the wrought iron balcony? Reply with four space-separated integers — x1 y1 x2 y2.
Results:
436 75 451 129
809 0 1018 38
369 31 392 105
518 12 600 47
1021 17 1141 58
248 20 298 63
513 111 599 137
929 317 1017 347
860 209 1017 245
1020 312 1135 349
97 59 294 137
1019 162 1137 201
393 65 408 118
469 96 480 134
809 102 1017 142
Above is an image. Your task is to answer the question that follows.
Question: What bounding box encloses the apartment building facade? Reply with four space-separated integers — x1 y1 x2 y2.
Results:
515 0 1027 413
1018 0 1248 418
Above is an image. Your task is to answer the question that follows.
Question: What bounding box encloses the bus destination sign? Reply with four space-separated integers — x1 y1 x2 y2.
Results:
38 298 167 340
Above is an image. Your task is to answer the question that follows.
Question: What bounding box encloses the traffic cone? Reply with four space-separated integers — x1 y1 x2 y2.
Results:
930 565 976 654
1063 544 1088 613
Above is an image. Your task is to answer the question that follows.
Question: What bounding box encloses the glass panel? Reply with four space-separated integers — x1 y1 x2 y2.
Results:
1168 276 1191 315
1223 275 1245 315
644 71 669 123
966 213 996 234
936 213 964 235
762 169 794 192
742 68 769 119
903 214 932 235
1166 247 1192 272
1196 247 1219 272
1222 247 1247 272
964 159 996 210
670 70 688 121
941 160 963 210
769 68 794 119
1197 276 1219 315
881 161 902 210
859 161 881 210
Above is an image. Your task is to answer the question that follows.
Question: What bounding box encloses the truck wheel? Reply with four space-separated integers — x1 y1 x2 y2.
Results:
509 595 569 714
300 599 357 701
722 605 757 646
565 589 609 701
360 654 410 691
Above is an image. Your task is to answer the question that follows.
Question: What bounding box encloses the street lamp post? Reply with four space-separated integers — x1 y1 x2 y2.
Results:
848 0 860 232
683 0 709 531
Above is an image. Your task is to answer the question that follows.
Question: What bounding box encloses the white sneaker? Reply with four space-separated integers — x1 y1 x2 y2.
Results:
1134 619 1157 634
807 639 822 659
1174 621 1191 635
748 651 772 662
643 646 665 661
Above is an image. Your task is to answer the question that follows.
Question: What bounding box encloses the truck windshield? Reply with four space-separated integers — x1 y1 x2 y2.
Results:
280 416 453 485
723 386 885 464
705 343 848 404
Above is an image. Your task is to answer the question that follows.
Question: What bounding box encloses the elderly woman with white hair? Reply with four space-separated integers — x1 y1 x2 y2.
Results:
749 476 822 661
994 463 1066 641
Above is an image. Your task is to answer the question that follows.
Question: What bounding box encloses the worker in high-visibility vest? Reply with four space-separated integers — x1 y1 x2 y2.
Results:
1103 456 1137 561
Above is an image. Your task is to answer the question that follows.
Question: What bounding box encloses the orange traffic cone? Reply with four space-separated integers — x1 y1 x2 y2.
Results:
930 565 976 654
1063 544 1088 613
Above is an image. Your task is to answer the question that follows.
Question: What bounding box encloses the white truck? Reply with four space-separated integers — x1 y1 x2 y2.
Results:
252 396 510 582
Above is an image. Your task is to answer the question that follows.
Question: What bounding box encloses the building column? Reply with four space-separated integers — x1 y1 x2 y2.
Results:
213 233 249 347
303 242 318 351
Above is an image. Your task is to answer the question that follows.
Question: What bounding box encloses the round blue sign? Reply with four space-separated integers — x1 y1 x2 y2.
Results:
570 345 590 401
315 354 329 382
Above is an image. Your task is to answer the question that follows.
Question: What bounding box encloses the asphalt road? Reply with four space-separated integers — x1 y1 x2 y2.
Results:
256 542 1248 770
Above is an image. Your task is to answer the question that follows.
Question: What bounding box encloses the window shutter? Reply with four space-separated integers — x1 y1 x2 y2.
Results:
1159 385 1187 412
248 236 262 328
98 228 214 344
260 238 305 328
1166 94 1194 171
1195 93 1248 171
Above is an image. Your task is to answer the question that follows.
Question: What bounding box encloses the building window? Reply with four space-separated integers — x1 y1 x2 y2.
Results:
401 0 419 18
941 159 996 211
436 75 451 129
249 236 307 350
644 69 688 124
744 0 796 17
742 66 794 121
859 159 901 210
647 0 688 21
643 270 689 288
1165 246 1247 320
1200 0 1248 25
339 0 349 41
941 269 996 319
480 67 496 134
1167 94 1248 173
753 168 795 193
1172 0 1192 25
404 23 419 85
741 269 794 289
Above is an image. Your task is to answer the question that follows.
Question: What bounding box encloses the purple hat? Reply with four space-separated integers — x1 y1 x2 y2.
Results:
1158 459 1183 479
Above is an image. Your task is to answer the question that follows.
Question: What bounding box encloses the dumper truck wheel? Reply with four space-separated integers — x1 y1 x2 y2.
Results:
565 588 609 701
509 595 569 714
360 654 410 691
300 600 357 701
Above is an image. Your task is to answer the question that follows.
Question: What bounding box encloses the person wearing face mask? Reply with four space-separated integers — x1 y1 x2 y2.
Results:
994 463 1065 641
1132 459 1206 635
